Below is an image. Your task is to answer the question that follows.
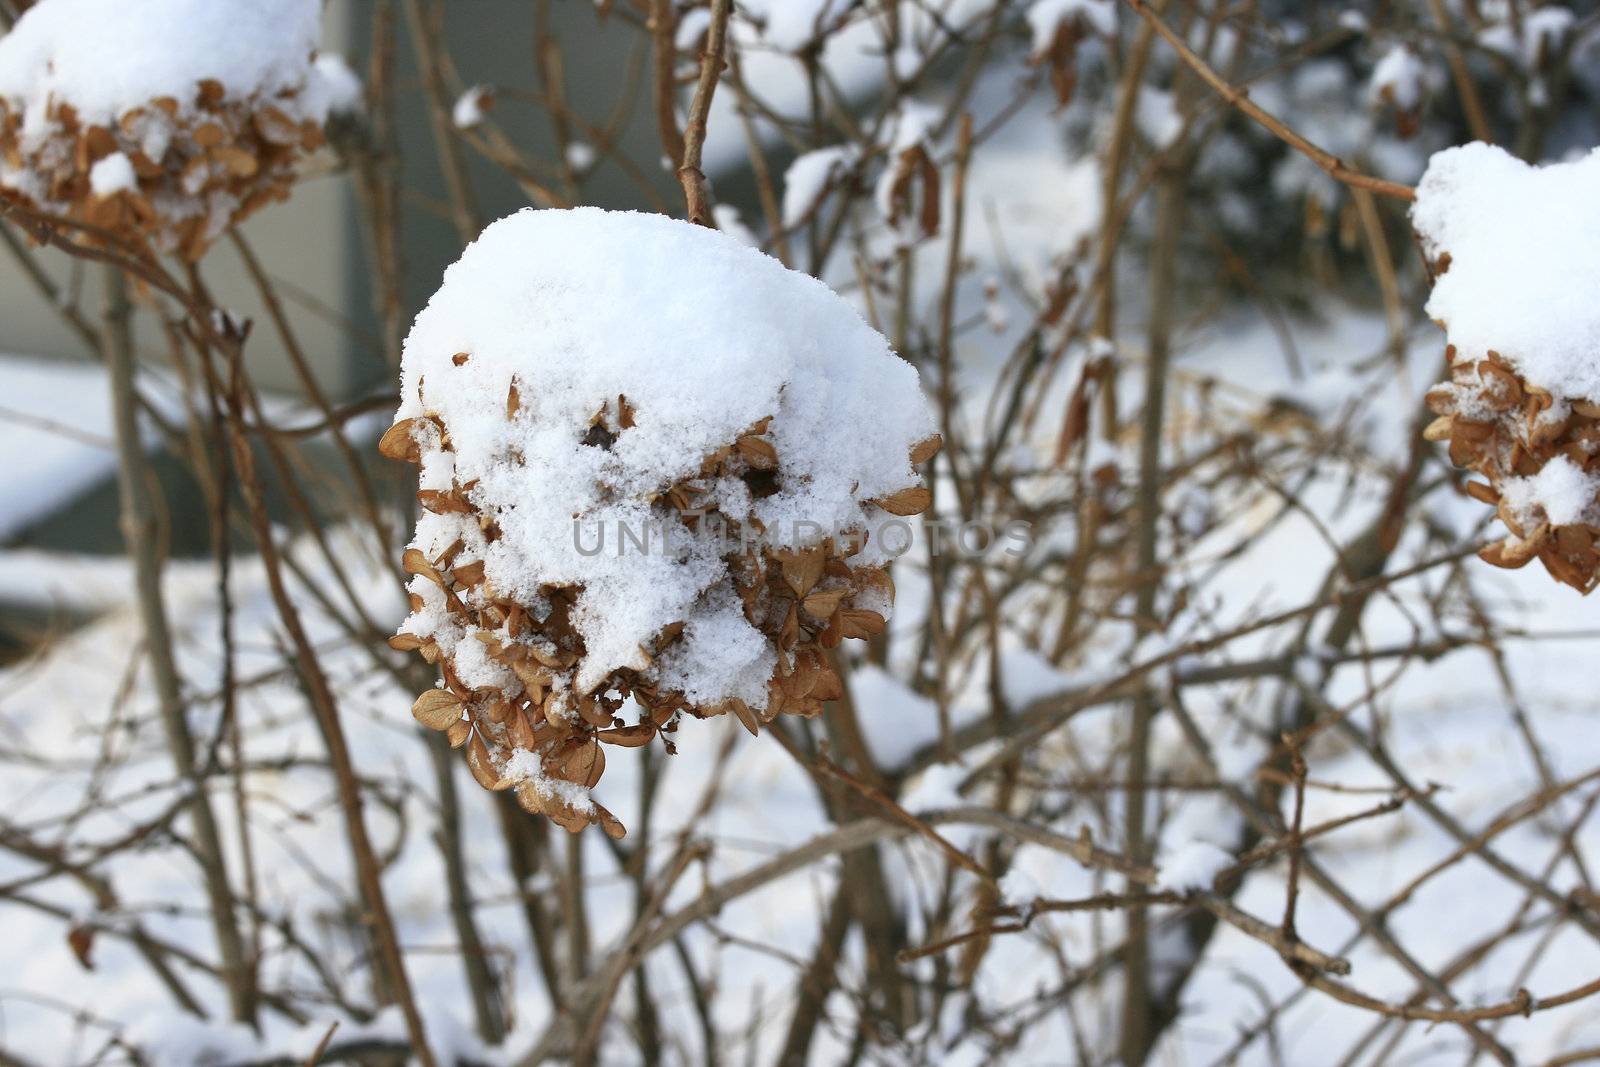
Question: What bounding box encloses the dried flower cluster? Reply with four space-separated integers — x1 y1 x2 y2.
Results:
381 397 937 837
1424 342 1600 592
380 207 937 837
0 0 341 259
0 77 326 260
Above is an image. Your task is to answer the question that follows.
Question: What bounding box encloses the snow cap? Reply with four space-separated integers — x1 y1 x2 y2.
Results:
0 0 327 125
1413 143 1600 402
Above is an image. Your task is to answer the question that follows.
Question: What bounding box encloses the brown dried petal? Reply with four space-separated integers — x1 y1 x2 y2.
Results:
737 435 779 470
802 587 847 619
514 780 548 815
909 434 943 464
810 668 844 702
780 548 825 598
418 489 474 514
595 804 627 840
836 609 885 640
412 689 464 731
402 548 443 584
874 485 932 516
552 738 605 787
599 723 655 747
467 733 512 791
725 699 761 737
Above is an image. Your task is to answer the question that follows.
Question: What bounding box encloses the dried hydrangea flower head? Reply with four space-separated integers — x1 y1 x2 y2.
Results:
382 208 938 836
1413 143 1600 592
0 0 355 260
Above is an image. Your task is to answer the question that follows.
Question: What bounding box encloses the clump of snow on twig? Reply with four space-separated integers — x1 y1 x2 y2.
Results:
902 763 968 812
1135 87 1181 150
751 0 847 52
998 865 1044 908
782 144 857 228
452 84 492 130
565 140 597 171
1412 143 1600 402
309 54 364 117
874 100 941 243
1368 45 1428 111
1158 841 1234 893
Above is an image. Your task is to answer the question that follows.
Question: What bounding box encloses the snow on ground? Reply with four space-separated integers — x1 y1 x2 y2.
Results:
0 549 134 611
0 354 182 543
0 352 353 548
0 524 861 1061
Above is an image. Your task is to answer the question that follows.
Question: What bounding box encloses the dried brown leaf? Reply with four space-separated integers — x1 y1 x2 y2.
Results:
802 588 847 619
599 722 655 747
467 733 511 791
836 608 885 640
873 485 932 516
810 668 844 702
379 419 422 460
67 925 94 970
412 688 464 731
737 435 778 470
781 548 825 598
909 434 943 464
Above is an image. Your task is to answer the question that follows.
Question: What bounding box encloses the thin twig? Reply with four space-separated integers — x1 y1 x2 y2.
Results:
676 0 732 225
1123 0 1417 202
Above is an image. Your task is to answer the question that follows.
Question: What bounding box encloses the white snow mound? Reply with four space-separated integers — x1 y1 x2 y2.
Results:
1412 143 1600 401
0 0 330 126
396 207 936 702
1159 841 1234 893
